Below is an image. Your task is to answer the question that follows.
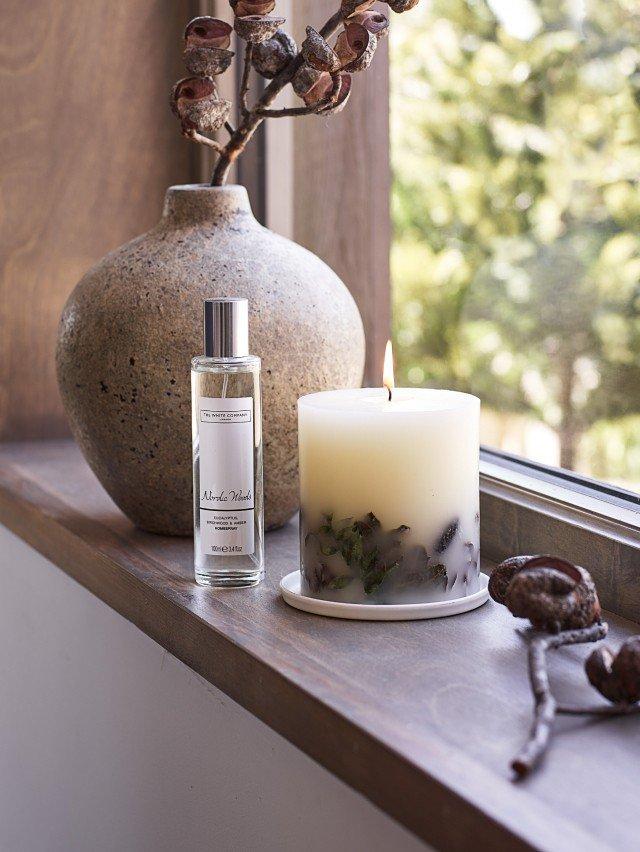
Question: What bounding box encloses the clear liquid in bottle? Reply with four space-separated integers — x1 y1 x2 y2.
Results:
191 299 264 587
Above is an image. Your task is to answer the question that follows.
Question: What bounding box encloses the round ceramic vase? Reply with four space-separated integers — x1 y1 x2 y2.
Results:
56 184 365 535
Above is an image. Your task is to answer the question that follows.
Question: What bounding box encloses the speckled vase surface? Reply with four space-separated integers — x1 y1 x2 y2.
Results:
56 184 365 535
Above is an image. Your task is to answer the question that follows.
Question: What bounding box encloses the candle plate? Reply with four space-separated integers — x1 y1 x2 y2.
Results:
279 571 490 621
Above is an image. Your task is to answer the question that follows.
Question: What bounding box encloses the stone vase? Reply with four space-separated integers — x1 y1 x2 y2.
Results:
56 184 365 535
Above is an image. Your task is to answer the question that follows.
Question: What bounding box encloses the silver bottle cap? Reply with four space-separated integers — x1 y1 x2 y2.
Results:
203 298 249 358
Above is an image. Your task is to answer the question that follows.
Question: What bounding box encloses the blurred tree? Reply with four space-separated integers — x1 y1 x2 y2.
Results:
391 0 640 479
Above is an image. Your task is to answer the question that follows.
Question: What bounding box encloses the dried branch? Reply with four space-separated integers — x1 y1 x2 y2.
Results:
255 104 319 118
210 9 344 185
182 128 225 153
174 2 401 180
557 702 640 716
240 43 254 115
318 10 347 40
491 554 640 778
512 622 608 779
513 636 557 779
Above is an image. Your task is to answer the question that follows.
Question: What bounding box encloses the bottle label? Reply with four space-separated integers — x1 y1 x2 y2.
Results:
198 397 255 556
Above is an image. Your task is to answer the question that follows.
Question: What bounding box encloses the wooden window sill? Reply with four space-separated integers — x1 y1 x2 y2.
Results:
0 440 638 851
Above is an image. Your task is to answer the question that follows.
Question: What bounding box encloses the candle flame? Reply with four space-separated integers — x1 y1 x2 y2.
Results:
383 340 394 401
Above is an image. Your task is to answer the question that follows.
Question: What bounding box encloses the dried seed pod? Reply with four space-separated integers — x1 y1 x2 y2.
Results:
341 0 377 16
586 637 640 704
302 72 335 108
302 26 341 73
170 76 231 132
317 73 352 115
170 76 216 119
386 0 420 11
184 17 233 49
183 16 234 76
251 29 297 78
334 22 377 72
504 556 601 633
234 14 285 44
230 0 275 15
349 10 390 39
586 645 616 698
184 46 235 76
613 636 640 703
488 555 537 604
292 63 324 97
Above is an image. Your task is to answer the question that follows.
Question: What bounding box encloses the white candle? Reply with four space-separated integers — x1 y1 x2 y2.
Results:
297 379 480 604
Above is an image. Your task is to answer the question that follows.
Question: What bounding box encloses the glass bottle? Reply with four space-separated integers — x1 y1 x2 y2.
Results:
191 298 264 587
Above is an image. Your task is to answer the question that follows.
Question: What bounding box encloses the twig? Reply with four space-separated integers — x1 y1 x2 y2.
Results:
224 120 236 136
511 622 608 779
239 43 254 116
557 702 640 716
512 636 557 779
317 9 344 39
255 105 318 118
182 128 225 153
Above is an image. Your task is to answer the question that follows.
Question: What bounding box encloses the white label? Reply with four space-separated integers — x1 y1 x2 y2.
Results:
199 396 255 556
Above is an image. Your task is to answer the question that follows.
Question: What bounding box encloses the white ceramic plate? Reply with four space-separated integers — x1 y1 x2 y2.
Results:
279 571 490 621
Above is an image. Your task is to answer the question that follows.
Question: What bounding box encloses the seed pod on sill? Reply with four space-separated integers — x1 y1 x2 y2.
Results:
386 0 421 12
504 556 601 633
341 0 377 16
184 17 233 50
586 637 640 704
170 77 231 133
252 30 297 79
317 73 352 115
349 10 390 39
335 22 377 73
488 554 537 604
184 46 235 77
230 0 275 15
292 63 325 98
234 15 286 44
302 26 341 73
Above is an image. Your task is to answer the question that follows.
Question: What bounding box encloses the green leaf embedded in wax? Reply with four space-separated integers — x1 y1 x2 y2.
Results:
305 511 453 597
427 563 448 589
328 576 353 590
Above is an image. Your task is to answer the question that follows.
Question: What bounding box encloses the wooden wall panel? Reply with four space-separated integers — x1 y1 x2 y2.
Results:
0 0 196 440
291 2 391 386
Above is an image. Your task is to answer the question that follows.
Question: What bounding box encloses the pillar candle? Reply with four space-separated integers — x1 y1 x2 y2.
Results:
297 385 480 604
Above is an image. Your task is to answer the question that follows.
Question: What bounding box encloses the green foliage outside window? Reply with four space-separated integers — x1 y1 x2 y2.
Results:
391 0 640 488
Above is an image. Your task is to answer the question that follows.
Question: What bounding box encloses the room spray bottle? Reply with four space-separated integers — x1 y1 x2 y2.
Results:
191 298 264 586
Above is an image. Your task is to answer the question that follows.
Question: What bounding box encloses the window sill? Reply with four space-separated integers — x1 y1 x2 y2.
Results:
480 455 640 623
0 440 639 850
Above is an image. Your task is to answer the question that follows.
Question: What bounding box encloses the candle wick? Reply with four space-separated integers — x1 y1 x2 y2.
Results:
387 386 392 402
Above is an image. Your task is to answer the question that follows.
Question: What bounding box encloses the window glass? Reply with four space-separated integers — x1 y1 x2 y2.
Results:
391 0 640 491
